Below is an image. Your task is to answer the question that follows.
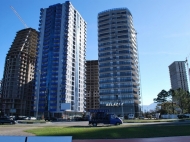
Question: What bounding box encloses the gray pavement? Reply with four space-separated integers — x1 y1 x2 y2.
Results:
0 126 36 136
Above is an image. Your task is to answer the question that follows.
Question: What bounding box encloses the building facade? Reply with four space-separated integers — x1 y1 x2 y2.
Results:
34 1 87 118
98 8 140 117
169 61 189 91
1 28 38 116
0 79 2 116
85 60 99 111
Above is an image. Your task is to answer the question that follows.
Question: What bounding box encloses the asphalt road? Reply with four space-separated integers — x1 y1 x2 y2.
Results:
0 120 190 136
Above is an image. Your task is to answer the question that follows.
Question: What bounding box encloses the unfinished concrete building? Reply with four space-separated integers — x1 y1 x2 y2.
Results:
85 60 99 111
1 28 38 116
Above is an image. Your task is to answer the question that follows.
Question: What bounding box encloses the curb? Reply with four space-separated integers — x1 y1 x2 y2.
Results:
17 121 46 124
124 119 190 123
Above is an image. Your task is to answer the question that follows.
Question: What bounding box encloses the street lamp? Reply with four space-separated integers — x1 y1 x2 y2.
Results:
36 69 41 119
121 102 124 117
119 92 124 117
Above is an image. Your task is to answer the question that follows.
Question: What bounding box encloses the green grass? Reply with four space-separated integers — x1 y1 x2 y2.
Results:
123 119 177 123
25 125 190 139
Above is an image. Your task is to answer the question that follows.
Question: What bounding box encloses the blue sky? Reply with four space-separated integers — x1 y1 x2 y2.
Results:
1 0 190 105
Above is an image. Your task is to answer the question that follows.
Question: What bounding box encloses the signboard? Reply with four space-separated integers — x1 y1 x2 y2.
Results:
61 103 71 111
106 102 124 107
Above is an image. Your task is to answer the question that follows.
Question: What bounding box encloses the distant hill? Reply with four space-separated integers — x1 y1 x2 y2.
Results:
141 103 157 112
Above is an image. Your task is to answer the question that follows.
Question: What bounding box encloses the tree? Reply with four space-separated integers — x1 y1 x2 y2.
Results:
154 89 178 114
168 89 176 114
155 105 160 113
153 89 169 103
172 88 190 113
154 90 170 114
154 88 190 114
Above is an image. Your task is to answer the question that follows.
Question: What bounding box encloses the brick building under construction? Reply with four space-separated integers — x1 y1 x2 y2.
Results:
1 28 38 116
85 60 100 111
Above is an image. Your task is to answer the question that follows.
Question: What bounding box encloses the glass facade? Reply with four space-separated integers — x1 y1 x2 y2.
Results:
34 1 87 117
98 8 140 117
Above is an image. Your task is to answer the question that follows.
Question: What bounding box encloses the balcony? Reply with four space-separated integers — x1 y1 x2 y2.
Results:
52 63 59 66
51 82 58 85
50 97 57 101
52 58 59 61
51 77 58 80
40 88 46 91
40 83 46 87
38 109 45 112
52 72 58 76
39 92 46 96
39 98 45 101
61 98 65 100
49 109 56 111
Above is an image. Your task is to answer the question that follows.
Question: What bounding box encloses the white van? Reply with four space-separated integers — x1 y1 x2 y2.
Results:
128 114 134 119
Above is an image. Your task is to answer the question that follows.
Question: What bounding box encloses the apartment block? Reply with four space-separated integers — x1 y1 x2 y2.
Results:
34 1 87 118
98 8 141 117
1 28 38 116
85 60 99 111
169 61 189 91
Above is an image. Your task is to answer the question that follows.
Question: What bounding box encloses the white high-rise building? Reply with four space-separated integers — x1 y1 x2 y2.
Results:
98 8 141 117
34 1 87 118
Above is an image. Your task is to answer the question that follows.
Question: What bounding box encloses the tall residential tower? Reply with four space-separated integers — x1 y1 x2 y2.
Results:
98 8 140 117
169 61 189 91
85 60 99 111
1 28 38 116
34 1 87 118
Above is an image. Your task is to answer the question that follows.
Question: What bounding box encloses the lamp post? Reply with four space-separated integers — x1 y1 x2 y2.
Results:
119 92 124 117
121 102 124 117
36 69 41 119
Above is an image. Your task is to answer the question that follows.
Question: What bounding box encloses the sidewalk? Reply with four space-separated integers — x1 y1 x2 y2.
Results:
73 136 190 142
